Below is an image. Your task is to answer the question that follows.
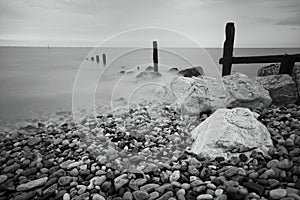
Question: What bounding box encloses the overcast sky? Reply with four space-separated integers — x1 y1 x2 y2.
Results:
0 0 299 47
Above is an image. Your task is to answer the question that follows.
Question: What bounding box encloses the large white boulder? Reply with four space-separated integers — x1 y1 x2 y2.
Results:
223 73 272 109
172 76 227 115
190 108 273 158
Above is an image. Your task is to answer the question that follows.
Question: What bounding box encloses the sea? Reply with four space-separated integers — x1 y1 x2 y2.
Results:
0 47 299 126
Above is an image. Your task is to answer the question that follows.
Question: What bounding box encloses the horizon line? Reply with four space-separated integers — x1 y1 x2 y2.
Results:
1 45 300 49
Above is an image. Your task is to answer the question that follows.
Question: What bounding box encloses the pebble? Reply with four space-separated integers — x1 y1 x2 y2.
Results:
270 188 287 199
58 176 73 186
63 193 71 200
197 194 213 200
0 175 8 184
132 191 150 200
16 177 48 191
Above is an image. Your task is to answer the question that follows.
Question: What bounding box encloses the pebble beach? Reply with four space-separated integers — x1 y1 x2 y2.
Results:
0 101 300 200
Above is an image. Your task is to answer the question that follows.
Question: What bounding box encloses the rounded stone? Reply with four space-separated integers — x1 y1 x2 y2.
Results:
270 189 287 199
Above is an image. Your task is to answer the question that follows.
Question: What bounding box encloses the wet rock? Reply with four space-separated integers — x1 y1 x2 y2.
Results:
0 175 8 184
16 177 48 191
132 190 149 200
27 137 41 146
270 188 287 199
178 66 205 77
58 176 73 186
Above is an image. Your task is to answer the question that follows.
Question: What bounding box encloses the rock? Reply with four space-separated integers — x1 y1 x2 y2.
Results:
190 108 273 157
156 191 173 200
176 189 185 200
136 71 161 80
114 174 129 191
255 74 298 105
92 194 106 200
14 191 35 200
58 176 73 186
169 170 180 182
59 160 73 169
168 67 179 72
132 190 150 200
257 64 300 100
70 168 79 176
215 189 224 196
63 193 71 200
145 66 154 71
43 183 58 196
123 191 133 200
277 159 292 169
257 64 280 76
93 176 106 186
224 166 239 178
0 175 8 184
149 191 160 200
140 184 160 193
215 194 227 200
178 66 205 77
3 163 20 173
223 73 272 109
270 188 287 199
243 181 264 196
155 85 176 102
171 76 227 115
197 194 213 200
27 137 41 146
156 183 173 195
16 177 48 191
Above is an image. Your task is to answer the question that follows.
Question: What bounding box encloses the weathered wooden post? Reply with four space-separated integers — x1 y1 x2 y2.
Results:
153 41 158 73
96 55 100 63
91 56 94 61
279 54 295 75
222 22 235 76
102 54 107 67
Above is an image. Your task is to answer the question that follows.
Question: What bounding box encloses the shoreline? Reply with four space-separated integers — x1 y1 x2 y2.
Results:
0 101 299 200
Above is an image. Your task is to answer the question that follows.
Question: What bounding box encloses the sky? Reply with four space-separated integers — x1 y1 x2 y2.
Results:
0 0 300 47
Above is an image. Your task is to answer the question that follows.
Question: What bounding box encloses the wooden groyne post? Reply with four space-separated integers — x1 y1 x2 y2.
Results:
219 22 300 76
96 55 100 63
153 41 158 72
102 54 107 67
91 56 94 61
221 23 235 77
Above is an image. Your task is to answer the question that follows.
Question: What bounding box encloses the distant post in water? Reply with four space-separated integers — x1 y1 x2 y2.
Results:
91 56 94 61
222 22 235 76
96 55 100 63
153 41 158 73
102 54 107 67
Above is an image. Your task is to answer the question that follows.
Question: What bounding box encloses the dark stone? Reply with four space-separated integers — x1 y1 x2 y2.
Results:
178 66 205 77
242 181 264 196
215 157 225 162
14 191 35 200
22 168 38 176
239 154 248 162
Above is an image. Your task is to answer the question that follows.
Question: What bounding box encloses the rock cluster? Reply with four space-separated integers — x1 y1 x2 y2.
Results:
0 102 299 200
159 73 272 115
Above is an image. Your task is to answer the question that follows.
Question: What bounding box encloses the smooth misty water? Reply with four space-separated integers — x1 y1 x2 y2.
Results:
0 47 299 125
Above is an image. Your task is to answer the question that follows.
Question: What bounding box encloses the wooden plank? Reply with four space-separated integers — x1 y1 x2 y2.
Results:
222 22 235 76
153 41 158 73
219 53 300 64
